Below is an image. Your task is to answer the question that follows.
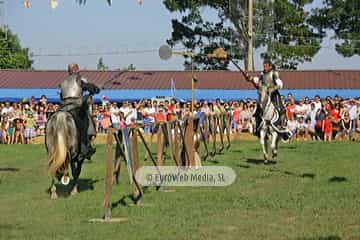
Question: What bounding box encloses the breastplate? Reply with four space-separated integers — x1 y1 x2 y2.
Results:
60 75 82 99
262 71 275 88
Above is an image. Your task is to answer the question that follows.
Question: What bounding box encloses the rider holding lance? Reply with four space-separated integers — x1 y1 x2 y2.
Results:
245 59 286 136
59 63 100 160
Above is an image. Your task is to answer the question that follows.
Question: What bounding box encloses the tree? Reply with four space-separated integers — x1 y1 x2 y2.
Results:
97 57 109 71
0 27 33 69
310 0 360 57
163 0 322 70
122 64 136 71
270 0 322 69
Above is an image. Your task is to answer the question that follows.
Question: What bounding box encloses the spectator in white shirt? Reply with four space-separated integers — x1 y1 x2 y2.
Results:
306 103 317 128
343 98 359 133
1 102 13 116
296 116 308 140
109 102 120 129
119 101 131 125
295 98 307 120
313 95 322 112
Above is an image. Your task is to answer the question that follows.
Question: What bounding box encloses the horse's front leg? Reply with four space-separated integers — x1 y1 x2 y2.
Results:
70 160 81 196
50 178 58 200
271 131 279 160
260 128 269 162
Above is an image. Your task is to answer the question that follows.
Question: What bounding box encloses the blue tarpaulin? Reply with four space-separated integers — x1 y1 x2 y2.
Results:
0 88 359 103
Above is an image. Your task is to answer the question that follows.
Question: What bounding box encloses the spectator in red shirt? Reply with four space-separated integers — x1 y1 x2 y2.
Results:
286 98 296 120
167 99 177 122
322 113 333 142
330 103 341 137
155 104 166 123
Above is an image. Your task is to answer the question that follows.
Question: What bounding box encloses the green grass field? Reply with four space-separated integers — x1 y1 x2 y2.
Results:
1 140 360 240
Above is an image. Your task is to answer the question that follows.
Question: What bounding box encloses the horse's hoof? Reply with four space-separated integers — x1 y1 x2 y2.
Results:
51 192 58 200
70 187 79 196
134 198 142 205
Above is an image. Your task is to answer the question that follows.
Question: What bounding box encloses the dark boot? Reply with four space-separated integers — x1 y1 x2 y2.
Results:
80 140 96 160
254 105 262 137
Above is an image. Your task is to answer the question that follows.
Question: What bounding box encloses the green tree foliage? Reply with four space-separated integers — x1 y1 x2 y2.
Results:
271 0 322 69
123 63 136 71
310 0 360 57
163 0 322 70
97 57 109 71
0 27 33 69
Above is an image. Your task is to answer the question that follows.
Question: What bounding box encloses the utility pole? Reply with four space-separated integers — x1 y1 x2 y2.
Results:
247 0 254 71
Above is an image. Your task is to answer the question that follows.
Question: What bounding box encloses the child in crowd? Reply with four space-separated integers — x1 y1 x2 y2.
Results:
101 105 111 133
305 118 316 140
322 113 333 141
24 112 37 144
119 112 127 129
36 110 46 136
337 111 352 141
296 116 308 140
13 118 24 144
287 115 298 138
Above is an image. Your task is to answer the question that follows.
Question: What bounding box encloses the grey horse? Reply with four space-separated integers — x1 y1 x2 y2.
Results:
45 110 82 199
258 86 293 163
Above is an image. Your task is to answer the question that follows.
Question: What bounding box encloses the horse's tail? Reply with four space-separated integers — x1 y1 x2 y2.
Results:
48 114 69 177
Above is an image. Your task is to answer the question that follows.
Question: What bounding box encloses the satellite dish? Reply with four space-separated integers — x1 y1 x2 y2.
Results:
159 45 172 60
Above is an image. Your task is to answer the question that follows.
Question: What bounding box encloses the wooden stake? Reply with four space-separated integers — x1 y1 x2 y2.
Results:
103 128 114 221
157 123 165 166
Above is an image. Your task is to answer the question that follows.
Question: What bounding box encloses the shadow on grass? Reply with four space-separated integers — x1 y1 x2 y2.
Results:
246 158 277 165
328 176 348 183
0 167 19 172
246 158 264 164
112 194 140 208
231 150 243 153
53 178 99 198
295 235 341 240
208 160 220 164
0 224 24 231
268 168 315 179
112 195 132 208
281 145 298 150
237 164 251 169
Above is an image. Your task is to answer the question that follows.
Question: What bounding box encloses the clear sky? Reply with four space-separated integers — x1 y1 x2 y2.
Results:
4 0 360 71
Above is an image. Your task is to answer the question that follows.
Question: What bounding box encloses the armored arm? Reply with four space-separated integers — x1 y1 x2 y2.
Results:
272 71 283 90
80 76 100 95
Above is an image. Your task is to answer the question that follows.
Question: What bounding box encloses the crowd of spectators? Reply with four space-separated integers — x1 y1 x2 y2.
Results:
1 94 360 144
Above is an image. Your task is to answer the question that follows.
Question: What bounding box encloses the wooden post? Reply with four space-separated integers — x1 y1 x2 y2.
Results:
157 123 165 166
131 127 141 199
167 121 180 166
173 122 181 166
225 112 231 149
194 118 202 168
219 114 225 153
103 128 114 221
202 115 209 161
210 115 217 156
247 0 254 71
185 116 195 167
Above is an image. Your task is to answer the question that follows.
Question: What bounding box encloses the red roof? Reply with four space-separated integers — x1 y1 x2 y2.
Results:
0 70 359 89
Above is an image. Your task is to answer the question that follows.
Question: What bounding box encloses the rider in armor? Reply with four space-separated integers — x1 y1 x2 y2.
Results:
246 59 286 136
59 63 100 160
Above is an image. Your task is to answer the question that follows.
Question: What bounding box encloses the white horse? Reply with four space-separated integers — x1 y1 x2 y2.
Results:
258 88 292 163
